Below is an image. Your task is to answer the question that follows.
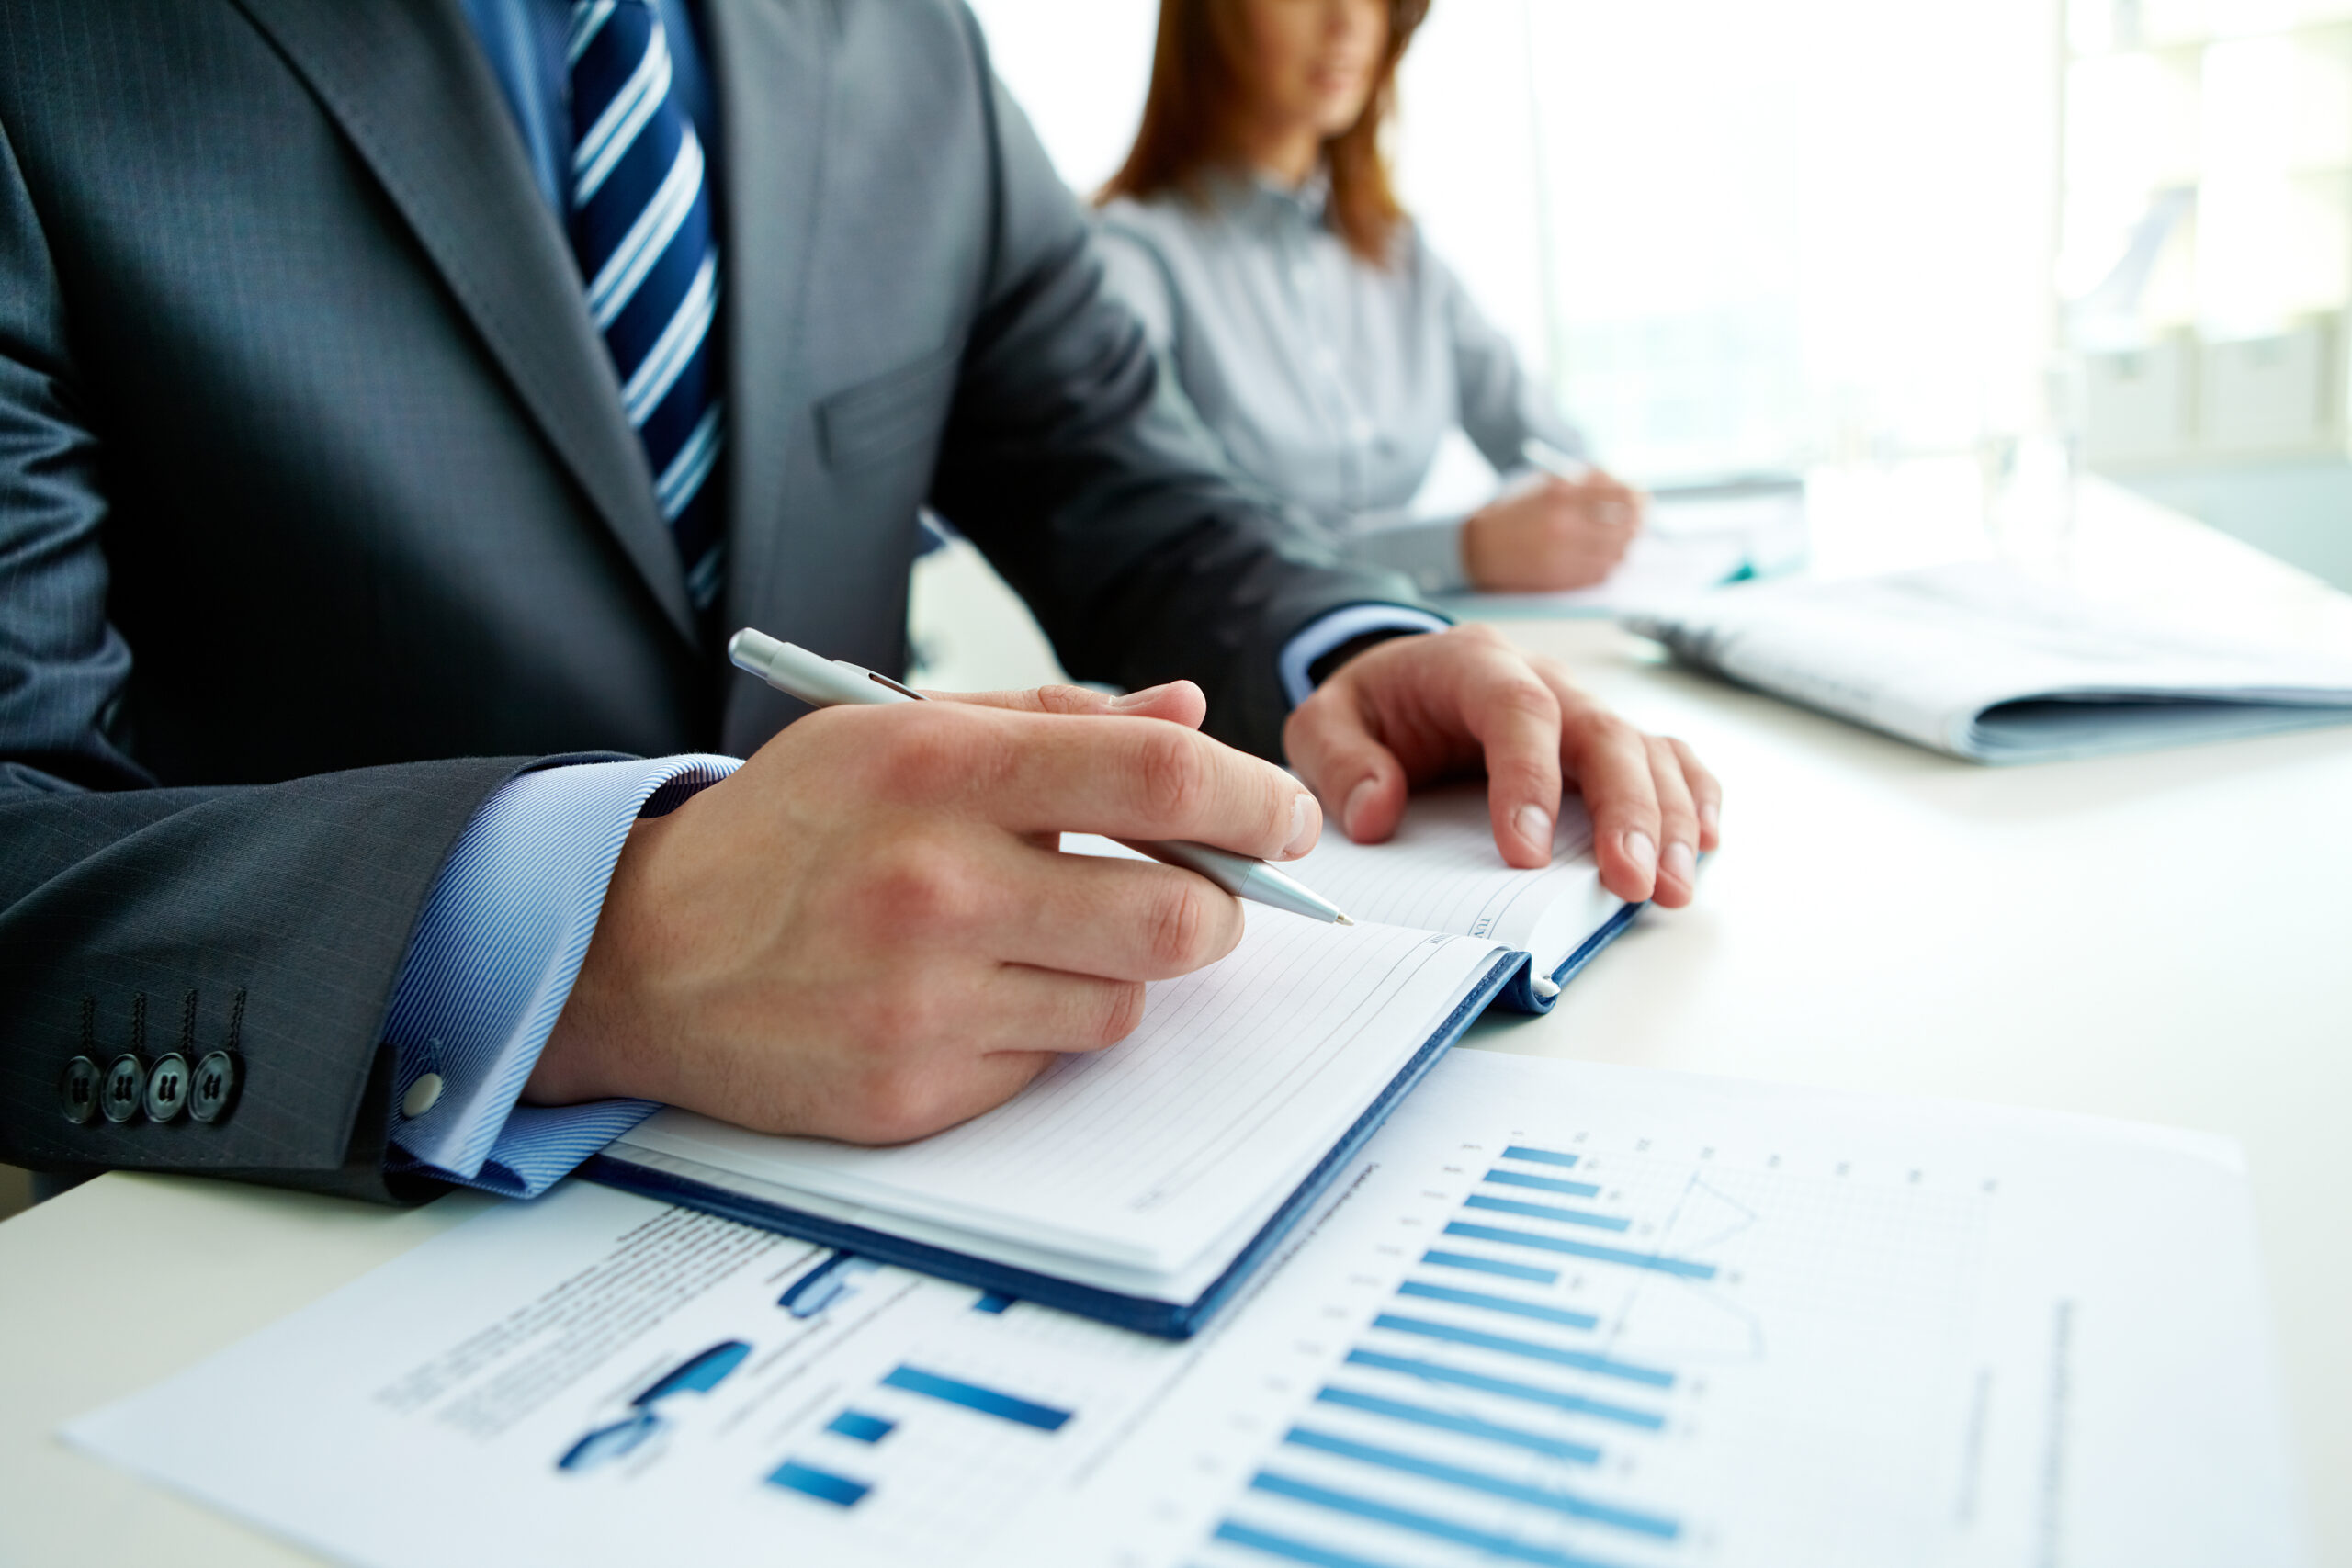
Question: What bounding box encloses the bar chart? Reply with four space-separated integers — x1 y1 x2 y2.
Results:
766 1361 1076 1506
1204 1141 1707 1568
1036 1057 2019 1568
752 1275 1203 1562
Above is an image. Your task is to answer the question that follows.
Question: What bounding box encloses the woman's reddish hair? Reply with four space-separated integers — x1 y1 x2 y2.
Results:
1099 0 1430 265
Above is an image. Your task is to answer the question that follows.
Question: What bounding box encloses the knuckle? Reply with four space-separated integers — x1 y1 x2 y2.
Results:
1580 711 1636 750
1132 728 1210 824
1499 753 1558 791
1097 981 1148 1046
1491 676 1560 725
865 845 979 938
868 708 978 798
1034 683 1100 716
1143 881 1217 971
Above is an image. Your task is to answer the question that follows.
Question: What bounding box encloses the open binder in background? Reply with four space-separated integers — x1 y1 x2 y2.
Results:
1629 560 2352 762
584 786 1637 1338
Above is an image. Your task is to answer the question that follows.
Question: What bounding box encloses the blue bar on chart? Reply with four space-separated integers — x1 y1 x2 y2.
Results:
1395 1280 1599 1330
1500 1145 1581 1168
1243 1471 1637 1568
824 1410 894 1444
1212 1517 1416 1568
1283 1426 1681 1540
767 1459 871 1507
1419 1249 1556 1285
1343 1349 1667 1430
1484 1168 1601 1199
1369 1314 1675 1389
1313 1385 1602 1464
1443 1222 1719 1280
1464 1194 1631 1232
880 1366 1073 1432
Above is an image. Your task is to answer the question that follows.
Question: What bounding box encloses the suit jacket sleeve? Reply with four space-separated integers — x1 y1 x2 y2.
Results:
925 28 1437 759
0 114 522 1201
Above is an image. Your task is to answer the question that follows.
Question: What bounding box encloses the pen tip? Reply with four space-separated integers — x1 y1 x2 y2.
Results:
1336 914 1355 927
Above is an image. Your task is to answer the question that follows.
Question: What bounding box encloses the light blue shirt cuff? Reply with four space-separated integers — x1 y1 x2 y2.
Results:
1278 604 1453 708
384 754 741 1197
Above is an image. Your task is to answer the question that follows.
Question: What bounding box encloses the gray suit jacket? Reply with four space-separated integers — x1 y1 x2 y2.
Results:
0 0 1424 1198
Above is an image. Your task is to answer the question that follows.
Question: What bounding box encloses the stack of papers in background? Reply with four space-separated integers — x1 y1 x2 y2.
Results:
1627 560 2352 761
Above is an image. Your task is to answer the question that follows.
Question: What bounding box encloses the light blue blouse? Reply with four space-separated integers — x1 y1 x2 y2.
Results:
1096 171 1587 592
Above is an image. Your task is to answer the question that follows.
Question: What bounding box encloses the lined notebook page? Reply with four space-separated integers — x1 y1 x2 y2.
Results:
619 913 1507 1275
1289 784 1618 970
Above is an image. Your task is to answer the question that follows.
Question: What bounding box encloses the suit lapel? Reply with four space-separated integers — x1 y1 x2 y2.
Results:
229 0 699 646
703 0 834 629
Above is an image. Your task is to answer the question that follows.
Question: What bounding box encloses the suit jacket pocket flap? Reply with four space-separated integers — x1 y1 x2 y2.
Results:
816 344 959 471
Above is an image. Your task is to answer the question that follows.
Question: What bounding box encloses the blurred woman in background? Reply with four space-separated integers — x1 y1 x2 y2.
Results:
1097 0 1640 594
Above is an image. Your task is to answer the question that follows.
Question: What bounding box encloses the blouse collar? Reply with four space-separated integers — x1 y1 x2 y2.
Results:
1204 162 1334 232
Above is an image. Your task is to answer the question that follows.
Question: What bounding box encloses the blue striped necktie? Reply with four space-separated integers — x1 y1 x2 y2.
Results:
567 0 726 613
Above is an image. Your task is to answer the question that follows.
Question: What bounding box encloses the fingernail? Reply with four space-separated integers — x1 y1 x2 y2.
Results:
1663 840 1696 888
1283 793 1318 859
1344 777 1380 836
1623 829 1657 884
1701 802 1721 840
1513 804 1553 854
1111 682 1174 710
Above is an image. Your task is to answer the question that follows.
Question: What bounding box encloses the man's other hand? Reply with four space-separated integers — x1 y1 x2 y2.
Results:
1283 625 1720 908
526 681 1317 1141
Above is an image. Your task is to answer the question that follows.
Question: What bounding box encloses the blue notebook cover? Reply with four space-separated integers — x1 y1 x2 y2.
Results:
584 905 1641 1339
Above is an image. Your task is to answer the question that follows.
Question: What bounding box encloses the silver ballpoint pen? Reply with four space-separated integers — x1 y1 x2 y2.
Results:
728 628 1355 925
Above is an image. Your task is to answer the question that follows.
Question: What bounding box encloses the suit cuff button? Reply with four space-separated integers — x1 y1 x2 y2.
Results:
144 1053 192 1122
100 1055 147 1124
59 1056 99 1124
188 1052 241 1124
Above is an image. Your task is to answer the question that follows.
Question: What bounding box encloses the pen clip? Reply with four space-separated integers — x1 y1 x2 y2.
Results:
856 668 926 703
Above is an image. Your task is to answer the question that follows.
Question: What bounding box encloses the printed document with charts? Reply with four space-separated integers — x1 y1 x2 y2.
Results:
64 1052 2303 1568
1628 560 2352 761
588 786 1635 1338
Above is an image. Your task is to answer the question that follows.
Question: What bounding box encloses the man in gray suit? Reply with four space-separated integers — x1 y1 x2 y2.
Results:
0 0 1716 1202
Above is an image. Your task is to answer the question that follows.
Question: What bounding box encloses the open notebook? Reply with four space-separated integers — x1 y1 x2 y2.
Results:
1628 560 2352 761
583 786 1634 1338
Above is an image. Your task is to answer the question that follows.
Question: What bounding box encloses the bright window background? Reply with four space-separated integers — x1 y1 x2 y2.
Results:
969 0 2065 483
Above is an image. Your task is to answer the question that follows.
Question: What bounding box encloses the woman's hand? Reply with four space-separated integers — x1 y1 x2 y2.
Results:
1462 470 1644 592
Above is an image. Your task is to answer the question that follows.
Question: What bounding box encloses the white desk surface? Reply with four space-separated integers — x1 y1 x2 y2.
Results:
5 467 2348 1567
